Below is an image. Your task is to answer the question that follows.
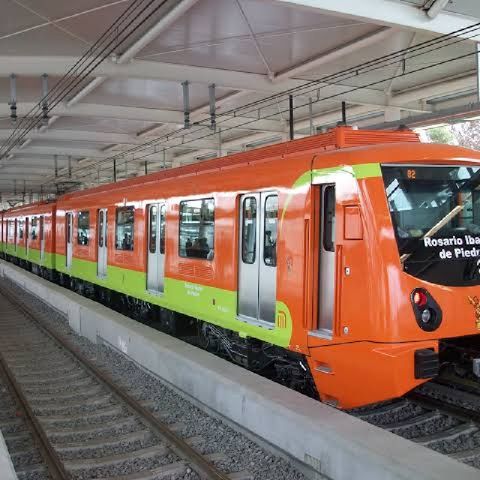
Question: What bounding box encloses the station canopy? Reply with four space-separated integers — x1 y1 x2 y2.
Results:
1 0 480 206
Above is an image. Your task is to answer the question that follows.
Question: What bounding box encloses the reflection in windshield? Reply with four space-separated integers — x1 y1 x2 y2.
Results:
382 165 480 287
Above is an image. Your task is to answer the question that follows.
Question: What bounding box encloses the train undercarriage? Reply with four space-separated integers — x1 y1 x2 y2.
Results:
2 254 319 400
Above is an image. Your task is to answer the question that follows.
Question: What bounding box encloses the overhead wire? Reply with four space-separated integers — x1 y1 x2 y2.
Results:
56 22 480 184
71 48 479 184
0 0 170 159
1 0 149 151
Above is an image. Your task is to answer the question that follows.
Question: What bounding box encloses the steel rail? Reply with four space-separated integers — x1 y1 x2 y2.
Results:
0 340 69 479
407 390 480 425
0 284 231 480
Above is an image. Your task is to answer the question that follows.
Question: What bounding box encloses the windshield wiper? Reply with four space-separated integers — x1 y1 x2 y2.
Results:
400 204 464 264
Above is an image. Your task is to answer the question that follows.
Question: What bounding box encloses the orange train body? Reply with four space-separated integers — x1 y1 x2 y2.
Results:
3 126 480 409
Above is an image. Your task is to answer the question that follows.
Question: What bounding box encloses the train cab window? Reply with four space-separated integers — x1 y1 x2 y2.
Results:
160 204 166 254
242 197 257 264
31 217 38 240
179 198 214 260
148 205 157 254
264 195 278 267
77 211 90 246
116 206 135 251
323 186 336 252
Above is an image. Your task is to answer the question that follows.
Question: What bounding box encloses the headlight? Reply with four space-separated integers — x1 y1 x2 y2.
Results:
410 288 442 332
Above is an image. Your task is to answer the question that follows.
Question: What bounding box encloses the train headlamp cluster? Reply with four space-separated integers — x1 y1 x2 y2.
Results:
410 288 442 332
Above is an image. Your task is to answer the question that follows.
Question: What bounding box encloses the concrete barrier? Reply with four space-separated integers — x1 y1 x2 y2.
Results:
1 259 478 480
0 430 18 480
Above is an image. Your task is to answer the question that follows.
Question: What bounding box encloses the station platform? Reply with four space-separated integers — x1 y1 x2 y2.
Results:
0 259 478 480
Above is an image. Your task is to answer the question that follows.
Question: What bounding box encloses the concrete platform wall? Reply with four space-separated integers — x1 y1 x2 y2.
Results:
1 260 478 480
0 429 18 480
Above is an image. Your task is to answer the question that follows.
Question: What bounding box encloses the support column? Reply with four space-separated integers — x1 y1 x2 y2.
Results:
384 106 402 123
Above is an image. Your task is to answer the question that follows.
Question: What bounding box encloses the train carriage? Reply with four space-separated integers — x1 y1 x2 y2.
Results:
4 126 480 409
2 202 56 278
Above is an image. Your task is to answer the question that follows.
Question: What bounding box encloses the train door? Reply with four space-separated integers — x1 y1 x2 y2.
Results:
238 192 278 324
66 212 73 269
39 216 45 261
147 203 166 293
97 209 108 278
316 184 336 338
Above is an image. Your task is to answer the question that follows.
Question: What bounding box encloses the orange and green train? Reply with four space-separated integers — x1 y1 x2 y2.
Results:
3 125 480 409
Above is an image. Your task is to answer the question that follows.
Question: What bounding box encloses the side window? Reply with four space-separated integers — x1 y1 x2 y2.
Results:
31 217 37 240
98 210 104 247
264 195 278 267
116 206 135 251
77 211 90 245
323 185 336 252
148 205 157 254
39 216 44 241
18 220 24 240
179 198 214 260
242 197 257 264
160 204 166 254
66 213 72 243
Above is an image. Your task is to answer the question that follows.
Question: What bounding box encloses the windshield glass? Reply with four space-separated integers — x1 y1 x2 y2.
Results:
382 164 480 286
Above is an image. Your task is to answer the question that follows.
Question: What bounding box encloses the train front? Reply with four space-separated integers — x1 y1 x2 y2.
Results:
308 143 480 410
381 160 480 386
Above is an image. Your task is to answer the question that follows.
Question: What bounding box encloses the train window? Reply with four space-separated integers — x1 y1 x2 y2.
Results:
66 213 72 244
242 197 257 264
179 198 214 260
18 220 24 240
77 211 90 246
98 211 105 247
160 204 166 255
264 195 278 267
31 217 38 240
148 205 157 254
116 206 135 251
39 216 44 241
323 186 336 252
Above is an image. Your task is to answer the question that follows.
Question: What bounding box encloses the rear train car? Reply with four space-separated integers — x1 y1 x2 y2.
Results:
2 202 57 279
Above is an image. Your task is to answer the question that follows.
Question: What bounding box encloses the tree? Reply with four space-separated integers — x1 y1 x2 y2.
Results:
425 126 455 144
451 120 480 150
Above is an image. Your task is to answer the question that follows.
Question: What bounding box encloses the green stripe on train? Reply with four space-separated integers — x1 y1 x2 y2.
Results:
4 245 55 269
55 254 292 347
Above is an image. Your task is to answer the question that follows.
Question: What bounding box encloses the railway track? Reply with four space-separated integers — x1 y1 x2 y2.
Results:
0 284 252 480
353 378 480 469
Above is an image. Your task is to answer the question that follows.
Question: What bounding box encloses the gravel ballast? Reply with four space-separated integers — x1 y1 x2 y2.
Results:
2 279 309 480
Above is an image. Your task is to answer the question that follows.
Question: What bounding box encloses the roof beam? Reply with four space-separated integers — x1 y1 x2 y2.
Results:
0 103 286 132
273 27 393 82
0 56 306 92
274 0 480 40
0 129 142 145
118 0 200 63
1 56 416 104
